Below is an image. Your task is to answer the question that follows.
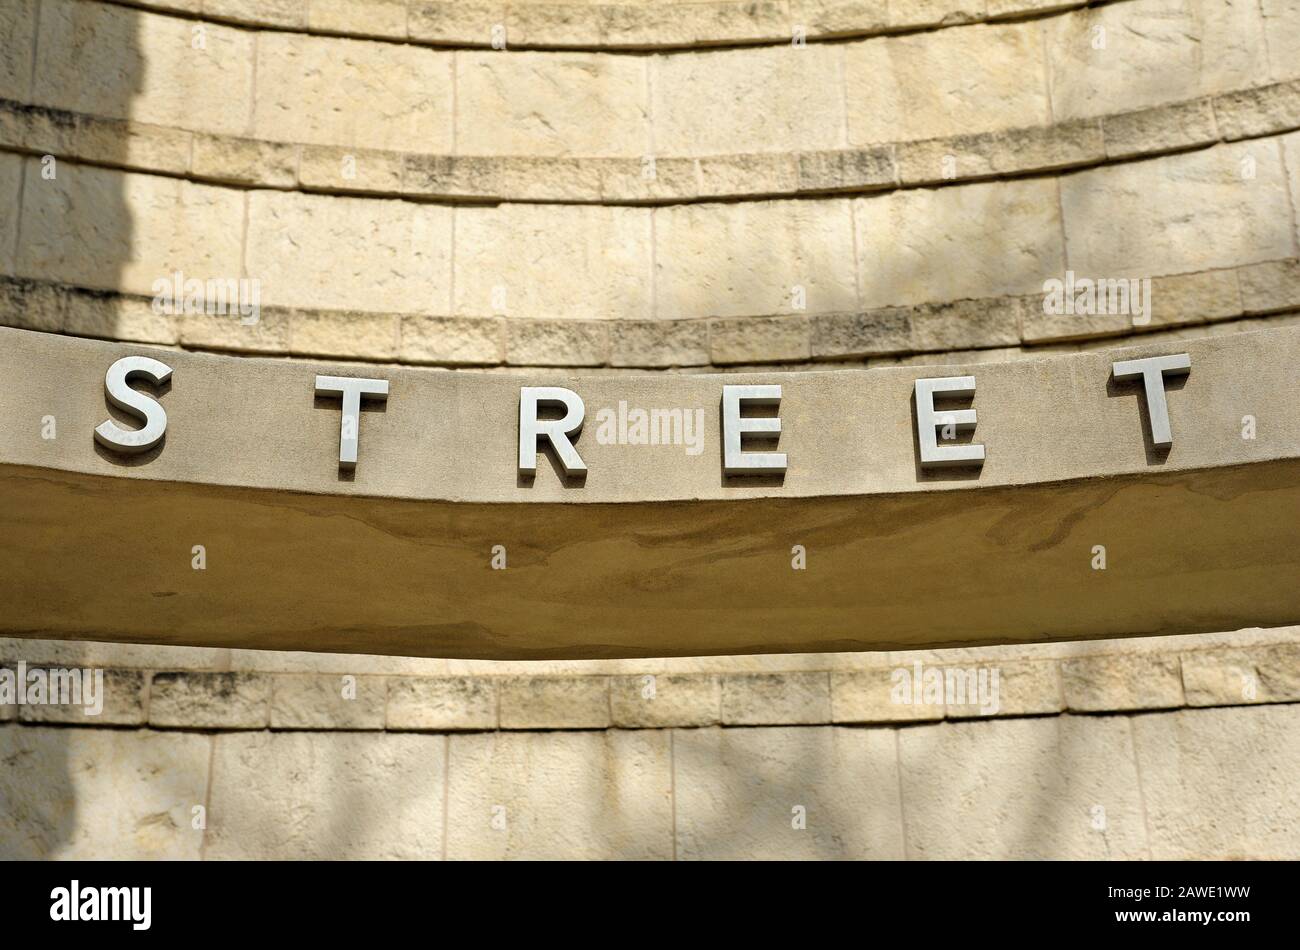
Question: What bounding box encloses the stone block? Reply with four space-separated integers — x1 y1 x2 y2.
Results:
387 676 498 731
270 673 386 729
149 672 271 729
720 672 831 725
498 675 611 729
1061 653 1184 712
610 673 720 727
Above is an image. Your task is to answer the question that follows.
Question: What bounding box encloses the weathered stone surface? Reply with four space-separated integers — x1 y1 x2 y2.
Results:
18 164 245 298
33 0 254 136
191 135 298 188
695 152 799 198
811 308 911 358
598 155 697 203
289 309 399 360
1180 643 1300 706
946 659 1062 718
1103 99 1219 159
847 23 1049 146
709 315 811 364
73 115 192 175
1133 704 1300 858
178 307 290 354
300 146 404 194
254 32 451 154
720 672 831 725
206 0 305 27
889 0 985 28
387 676 497 730
63 290 177 344
455 204 651 320
1060 142 1293 278
656 199 857 318
831 668 945 722
408 0 506 45
856 177 1064 308
0 664 12 722
910 297 1021 351
674 725 904 859
1215 80 1300 140
507 318 609 366
206 731 445 858
1062 653 1185 712
797 147 896 194
401 315 504 364
18 668 148 725
610 673 719 727
447 730 672 859
270 673 386 729
790 0 889 35
0 154 22 277
609 319 708 367
0 725 210 859
1238 259 1300 314
1046 0 1270 121
898 715 1148 858
1262 0 1300 82
653 44 845 155
307 0 407 38
456 51 647 157
1146 268 1242 326
896 119 1103 185
247 190 452 313
498 675 611 729
150 672 272 729
0 0 35 102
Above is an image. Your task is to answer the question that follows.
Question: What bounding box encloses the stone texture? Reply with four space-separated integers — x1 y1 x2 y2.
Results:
454 203 651 320
831 668 945 722
610 673 720 727
709 315 811 364
695 152 799 199
307 0 407 38
191 135 298 188
408 1 506 45
456 51 648 157
1133 704 1300 858
898 715 1148 858
387 676 497 730
1062 654 1185 712
507 319 609 366
655 199 858 318
1262 0 1300 83
498 675 611 729
846 23 1049 146
401 315 504 364
0 0 36 102
1238 259 1300 314
206 731 445 859
889 0 985 28
811 308 912 358
0 725 210 859
149 672 272 729
1060 142 1294 279
1215 80 1300 140
446 730 672 859
896 119 1104 185
63 290 177 344
797 147 896 194
945 659 1063 718
300 146 404 194
1180 643 1300 706
674 725 904 859
17 668 148 725
246 190 452 313
270 673 386 729
1045 0 1270 122
0 153 21 277
254 32 451 154
32 0 254 137
910 297 1021 351
18 163 245 298
720 672 831 725
652 44 845 155
206 0 306 26
178 306 291 354
73 115 192 175
609 319 709 367
289 309 399 360
1103 99 1219 159
856 177 1065 308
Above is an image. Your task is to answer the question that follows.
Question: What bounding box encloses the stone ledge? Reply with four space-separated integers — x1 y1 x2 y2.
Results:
99 0 1090 51
4 643 1296 730
2 80 1296 203
2 262 1296 370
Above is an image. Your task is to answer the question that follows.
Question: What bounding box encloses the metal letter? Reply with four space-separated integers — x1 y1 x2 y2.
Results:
519 387 586 477
915 376 985 469
1111 353 1191 447
314 375 389 468
722 385 787 475
94 356 173 455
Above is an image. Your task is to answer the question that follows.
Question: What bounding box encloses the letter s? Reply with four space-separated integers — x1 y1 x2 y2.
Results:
94 356 173 455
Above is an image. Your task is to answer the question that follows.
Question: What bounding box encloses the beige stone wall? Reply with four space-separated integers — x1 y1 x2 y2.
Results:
1 0 1297 857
